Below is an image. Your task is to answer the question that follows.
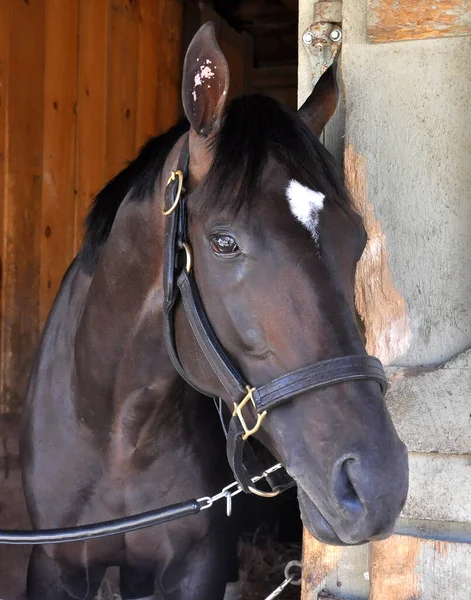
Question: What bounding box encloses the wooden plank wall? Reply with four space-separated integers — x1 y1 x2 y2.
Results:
369 535 471 599
302 533 471 598
367 0 471 43
0 0 184 413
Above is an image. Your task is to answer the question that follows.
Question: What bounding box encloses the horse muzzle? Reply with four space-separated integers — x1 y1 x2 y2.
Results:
294 440 409 546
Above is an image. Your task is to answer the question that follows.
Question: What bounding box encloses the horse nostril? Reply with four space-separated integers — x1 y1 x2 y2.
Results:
333 458 364 518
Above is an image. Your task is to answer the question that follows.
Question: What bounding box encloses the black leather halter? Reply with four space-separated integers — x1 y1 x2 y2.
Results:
162 138 388 496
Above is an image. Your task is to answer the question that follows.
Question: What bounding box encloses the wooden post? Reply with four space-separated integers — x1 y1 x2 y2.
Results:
300 0 471 597
367 0 471 43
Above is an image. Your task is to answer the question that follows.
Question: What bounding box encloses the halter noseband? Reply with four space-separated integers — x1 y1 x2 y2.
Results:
162 139 388 496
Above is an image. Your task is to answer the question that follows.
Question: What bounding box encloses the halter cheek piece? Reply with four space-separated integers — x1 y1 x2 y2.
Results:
162 138 388 496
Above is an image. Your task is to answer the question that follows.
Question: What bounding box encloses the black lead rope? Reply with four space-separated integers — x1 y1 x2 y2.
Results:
0 463 285 545
0 500 201 545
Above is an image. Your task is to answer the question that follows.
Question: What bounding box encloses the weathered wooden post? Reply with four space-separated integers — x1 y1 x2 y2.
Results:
299 1 471 598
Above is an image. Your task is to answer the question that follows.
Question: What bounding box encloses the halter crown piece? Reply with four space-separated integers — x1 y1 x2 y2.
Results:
162 136 388 496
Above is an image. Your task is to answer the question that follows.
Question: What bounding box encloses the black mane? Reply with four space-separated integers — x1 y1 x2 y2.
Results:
200 94 351 216
80 119 189 274
80 95 350 274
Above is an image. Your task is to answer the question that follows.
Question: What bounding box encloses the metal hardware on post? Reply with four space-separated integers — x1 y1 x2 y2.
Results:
303 30 315 45
232 386 267 441
301 0 343 86
329 28 342 42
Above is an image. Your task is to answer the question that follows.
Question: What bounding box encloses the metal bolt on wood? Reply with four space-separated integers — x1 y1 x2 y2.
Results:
329 28 342 41
303 30 315 45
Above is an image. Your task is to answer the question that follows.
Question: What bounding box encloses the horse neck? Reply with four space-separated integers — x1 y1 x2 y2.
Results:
74 137 188 430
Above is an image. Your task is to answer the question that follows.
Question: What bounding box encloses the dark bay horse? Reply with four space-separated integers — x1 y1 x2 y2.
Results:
20 23 408 600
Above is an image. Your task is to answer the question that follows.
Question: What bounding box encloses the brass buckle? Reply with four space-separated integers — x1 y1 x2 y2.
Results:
182 242 192 274
233 386 267 441
162 170 184 216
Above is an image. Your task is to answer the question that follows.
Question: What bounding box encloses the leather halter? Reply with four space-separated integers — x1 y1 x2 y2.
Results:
162 138 388 495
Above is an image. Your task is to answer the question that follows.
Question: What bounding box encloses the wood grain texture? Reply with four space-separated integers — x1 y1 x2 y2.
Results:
155 0 184 135
75 0 108 252
345 143 412 365
369 535 422 599
136 0 184 147
368 0 471 43
0 0 186 412
302 534 370 599
0 0 9 410
135 0 160 150
301 534 345 599
369 535 471 598
2 0 45 413
105 0 139 181
40 0 78 327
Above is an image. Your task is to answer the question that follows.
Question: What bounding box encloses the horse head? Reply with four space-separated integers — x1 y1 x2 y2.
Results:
169 23 408 546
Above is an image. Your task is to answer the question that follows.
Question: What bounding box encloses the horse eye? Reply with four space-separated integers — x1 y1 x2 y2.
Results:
210 234 240 255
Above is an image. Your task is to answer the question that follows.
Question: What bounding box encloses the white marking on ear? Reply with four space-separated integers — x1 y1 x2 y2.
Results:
194 65 215 87
286 179 324 241
192 63 216 104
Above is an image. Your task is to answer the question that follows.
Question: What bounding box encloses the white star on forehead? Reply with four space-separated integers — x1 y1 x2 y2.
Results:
286 180 324 242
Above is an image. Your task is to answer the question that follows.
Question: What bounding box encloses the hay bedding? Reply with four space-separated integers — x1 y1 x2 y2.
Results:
238 527 301 600
95 527 301 600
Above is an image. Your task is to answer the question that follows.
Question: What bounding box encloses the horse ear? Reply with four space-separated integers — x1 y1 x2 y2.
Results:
182 22 230 138
298 64 339 136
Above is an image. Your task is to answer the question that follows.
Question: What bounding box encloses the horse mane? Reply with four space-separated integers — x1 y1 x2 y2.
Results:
79 119 190 274
80 94 351 274
199 94 352 216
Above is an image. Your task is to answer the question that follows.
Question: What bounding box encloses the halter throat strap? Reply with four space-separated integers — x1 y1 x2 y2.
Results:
162 141 388 495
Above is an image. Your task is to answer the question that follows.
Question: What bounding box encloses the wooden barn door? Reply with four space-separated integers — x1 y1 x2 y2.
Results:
299 1 471 599
0 0 184 414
